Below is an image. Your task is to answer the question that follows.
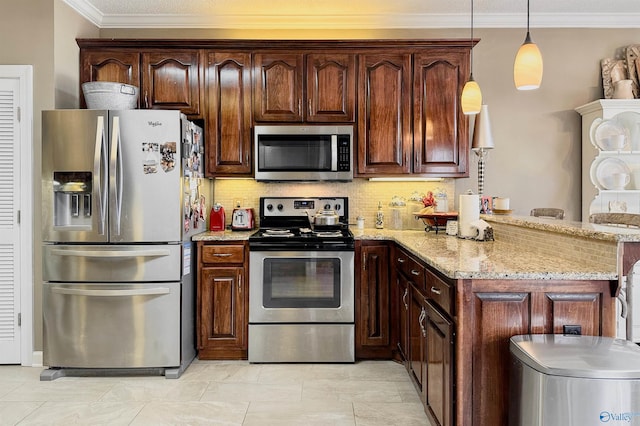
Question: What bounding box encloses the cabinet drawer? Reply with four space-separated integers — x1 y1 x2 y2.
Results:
425 268 453 316
201 244 244 264
394 249 426 291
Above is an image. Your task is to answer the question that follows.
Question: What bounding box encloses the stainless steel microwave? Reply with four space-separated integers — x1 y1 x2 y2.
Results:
254 125 353 181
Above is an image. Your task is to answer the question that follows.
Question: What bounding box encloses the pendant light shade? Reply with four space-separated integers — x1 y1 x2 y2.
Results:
514 0 543 90
462 76 482 115
461 0 481 115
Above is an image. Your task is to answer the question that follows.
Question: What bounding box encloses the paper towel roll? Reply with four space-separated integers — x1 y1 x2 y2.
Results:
459 193 480 238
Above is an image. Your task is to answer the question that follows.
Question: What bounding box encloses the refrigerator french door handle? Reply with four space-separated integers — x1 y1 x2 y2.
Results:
94 115 107 235
50 248 172 258
51 286 171 297
110 116 124 236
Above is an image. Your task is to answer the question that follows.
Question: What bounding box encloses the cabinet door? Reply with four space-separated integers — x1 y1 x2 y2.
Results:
253 53 304 122
198 266 246 356
408 285 427 392
463 283 613 426
80 50 140 108
357 53 412 175
356 243 391 358
394 272 410 361
141 50 202 116
205 52 252 176
425 301 454 426
413 51 469 176
306 53 356 122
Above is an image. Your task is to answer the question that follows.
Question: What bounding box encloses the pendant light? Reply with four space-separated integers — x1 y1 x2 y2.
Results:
461 0 481 115
514 0 543 90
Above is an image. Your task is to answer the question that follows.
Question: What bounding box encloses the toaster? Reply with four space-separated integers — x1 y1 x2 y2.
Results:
231 208 255 231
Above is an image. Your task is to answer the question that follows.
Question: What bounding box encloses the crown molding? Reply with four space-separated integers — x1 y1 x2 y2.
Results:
63 0 103 27
61 1 640 30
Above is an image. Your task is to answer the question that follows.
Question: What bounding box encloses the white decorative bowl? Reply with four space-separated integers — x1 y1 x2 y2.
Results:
82 82 139 110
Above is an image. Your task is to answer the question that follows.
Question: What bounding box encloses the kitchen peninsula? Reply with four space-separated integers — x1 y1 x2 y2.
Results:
194 215 637 425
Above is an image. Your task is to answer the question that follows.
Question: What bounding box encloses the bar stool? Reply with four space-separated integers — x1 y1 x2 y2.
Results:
530 208 565 219
589 213 640 227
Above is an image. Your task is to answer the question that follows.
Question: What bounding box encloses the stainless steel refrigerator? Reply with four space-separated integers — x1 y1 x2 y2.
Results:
40 109 209 380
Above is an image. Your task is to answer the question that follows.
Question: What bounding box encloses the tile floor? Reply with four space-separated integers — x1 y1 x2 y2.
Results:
0 360 432 425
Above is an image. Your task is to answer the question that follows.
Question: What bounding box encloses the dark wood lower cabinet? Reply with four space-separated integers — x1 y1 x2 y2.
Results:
387 246 616 426
197 242 248 360
393 271 409 360
355 241 393 359
456 279 616 426
424 300 454 426
406 279 454 426
408 285 427 389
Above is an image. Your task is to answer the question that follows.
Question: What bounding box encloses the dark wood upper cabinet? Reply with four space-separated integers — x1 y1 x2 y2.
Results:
78 39 473 177
306 53 356 122
79 50 140 108
357 53 413 175
413 50 469 176
253 52 356 123
253 53 304 122
79 48 201 116
205 52 252 176
141 50 202 116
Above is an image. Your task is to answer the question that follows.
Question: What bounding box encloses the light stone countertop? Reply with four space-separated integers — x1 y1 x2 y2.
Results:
353 228 616 281
482 214 640 242
192 230 255 241
192 227 617 281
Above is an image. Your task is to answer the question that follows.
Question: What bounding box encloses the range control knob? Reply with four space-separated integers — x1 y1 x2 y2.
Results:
334 204 342 211
277 204 284 211
324 203 331 210
266 204 273 211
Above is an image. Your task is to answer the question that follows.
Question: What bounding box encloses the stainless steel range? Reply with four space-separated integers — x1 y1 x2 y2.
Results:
248 196 355 363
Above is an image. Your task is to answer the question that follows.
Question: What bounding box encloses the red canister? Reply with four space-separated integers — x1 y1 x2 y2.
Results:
209 203 225 231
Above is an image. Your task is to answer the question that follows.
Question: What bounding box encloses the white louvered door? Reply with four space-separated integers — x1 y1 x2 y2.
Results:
0 76 21 363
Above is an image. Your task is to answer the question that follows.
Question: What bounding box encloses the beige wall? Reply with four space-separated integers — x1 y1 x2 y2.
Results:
461 27 640 221
0 0 98 352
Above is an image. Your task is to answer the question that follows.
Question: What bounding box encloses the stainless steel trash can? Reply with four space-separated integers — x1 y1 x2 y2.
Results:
509 334 640 426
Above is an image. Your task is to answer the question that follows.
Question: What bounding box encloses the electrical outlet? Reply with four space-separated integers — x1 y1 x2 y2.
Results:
563 325 582 335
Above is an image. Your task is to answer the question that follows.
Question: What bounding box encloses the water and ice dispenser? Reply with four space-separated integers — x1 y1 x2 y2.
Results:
53 171 92 228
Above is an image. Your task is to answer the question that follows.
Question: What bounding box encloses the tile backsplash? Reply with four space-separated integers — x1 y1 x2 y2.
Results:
211 178 455 226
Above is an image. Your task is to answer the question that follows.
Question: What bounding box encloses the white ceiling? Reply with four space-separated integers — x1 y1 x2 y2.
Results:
63 0 640 29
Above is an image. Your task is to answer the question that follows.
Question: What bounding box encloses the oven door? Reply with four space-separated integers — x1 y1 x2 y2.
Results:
249 250 354 323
